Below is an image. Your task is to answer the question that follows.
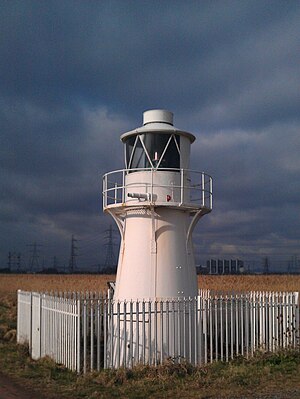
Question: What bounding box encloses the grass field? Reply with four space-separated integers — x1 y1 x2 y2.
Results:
0 273 300 398
1 273 300 293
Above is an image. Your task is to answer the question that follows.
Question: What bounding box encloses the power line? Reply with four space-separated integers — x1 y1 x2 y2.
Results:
263 257 270 274
53 256 58 270
7 252 20 271
103 225 118 272
69 235 78 273
27 242 42 272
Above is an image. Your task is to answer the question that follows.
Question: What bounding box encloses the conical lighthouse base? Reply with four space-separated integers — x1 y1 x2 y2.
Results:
114 207 197 301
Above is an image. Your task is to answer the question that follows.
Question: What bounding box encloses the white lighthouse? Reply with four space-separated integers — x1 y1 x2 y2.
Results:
103 109 212 302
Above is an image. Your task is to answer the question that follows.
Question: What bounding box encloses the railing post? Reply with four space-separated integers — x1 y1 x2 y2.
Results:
114 183 117 204
122 170 125 203
202 173 205 207
180 169 184 205
209 176 213 209
103 175 106 209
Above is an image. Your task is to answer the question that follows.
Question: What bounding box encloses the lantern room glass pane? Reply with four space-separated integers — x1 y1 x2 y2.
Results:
124 133 180 170
161 135 180 169
143 133 180 169
142 134 169 168
131 137 151 169
125 136 136 168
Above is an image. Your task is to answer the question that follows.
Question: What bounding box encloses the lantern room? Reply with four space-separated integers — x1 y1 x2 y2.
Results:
121 109 195 171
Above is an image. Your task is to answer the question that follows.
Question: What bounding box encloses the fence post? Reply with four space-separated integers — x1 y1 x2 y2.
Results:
17 290 21 343
77 298 81 374
31 293 41 360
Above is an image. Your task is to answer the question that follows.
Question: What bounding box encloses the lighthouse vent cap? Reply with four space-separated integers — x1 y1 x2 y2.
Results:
143 109 173 126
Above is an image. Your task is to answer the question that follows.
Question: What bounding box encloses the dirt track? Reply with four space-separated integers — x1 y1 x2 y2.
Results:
0 372 42 399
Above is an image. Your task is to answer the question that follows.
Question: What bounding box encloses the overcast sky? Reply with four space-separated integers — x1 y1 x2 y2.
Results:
1 0 300 272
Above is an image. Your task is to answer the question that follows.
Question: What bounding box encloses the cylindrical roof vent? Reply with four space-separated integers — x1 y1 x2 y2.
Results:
143 109 173 126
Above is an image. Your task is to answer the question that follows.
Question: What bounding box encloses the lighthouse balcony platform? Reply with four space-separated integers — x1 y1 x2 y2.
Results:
103 168 212 213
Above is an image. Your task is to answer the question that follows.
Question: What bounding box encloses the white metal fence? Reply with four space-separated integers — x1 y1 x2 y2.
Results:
17 289 299 373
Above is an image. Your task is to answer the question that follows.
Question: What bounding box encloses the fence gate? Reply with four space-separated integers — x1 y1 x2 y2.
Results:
31 293 41 360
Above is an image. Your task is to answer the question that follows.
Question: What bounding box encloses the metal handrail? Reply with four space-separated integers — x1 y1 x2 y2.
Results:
102 168 213 211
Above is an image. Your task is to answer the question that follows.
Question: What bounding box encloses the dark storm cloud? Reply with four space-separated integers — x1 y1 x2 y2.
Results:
1 1 299 121
0 0 299 270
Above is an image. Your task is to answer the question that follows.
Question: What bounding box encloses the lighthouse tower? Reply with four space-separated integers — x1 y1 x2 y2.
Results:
103 109 212 301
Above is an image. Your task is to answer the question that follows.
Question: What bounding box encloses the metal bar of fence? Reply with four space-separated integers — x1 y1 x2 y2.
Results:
90 299 94 371
259 292 261 349
250 293 254 356
241 294 244 356
83 299 87 373
148 300 152 366
292 293 297 349
183 300 187 361
189 299 192 364
230 294 234 360
154 301 157 366
198 297 203 366
69 300 71 370
209 298 213 363
142 301 146 366
255 293 258 350
204 298 208 364
96 299 101 371
236 294 239 356
117 301 120 368
245 294 249 358
59 297 62 366
225 295 228 362
129 301 133 368
288 293 292 348
219 296 223 361
268 293 272 352
166 301 170 359
272 292 276 352
214 298 218 361
136 301 140 365
283 293 287 348
103 299 108 369
175 300 179 361
194 297 198 365
160 301 163 365
77 298 81 373
123 301 127 368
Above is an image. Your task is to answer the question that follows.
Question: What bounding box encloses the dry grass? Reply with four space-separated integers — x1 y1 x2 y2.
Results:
198 274 300 292
0 274 114 294
0 273 299 295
